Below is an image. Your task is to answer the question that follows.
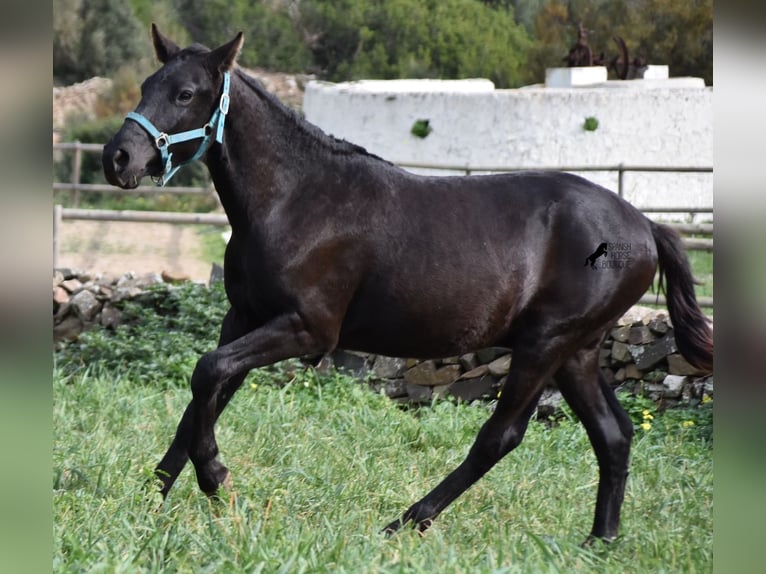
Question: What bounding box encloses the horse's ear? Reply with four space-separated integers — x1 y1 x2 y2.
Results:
207 32 244 73
152 23 180 64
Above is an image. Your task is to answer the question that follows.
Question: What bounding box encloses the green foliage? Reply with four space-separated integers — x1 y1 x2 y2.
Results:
54 0 712 88
54 0 152 84
411 119 433 139
55 117 124 186
583 116 599 131
173 0 312 72
55 282 228 387
301 0 532 87
524 0 713 86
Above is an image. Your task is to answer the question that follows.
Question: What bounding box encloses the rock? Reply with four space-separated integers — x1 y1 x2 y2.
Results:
162 270 191 283
459 364 489 380
405 383 433 402
448 374 497 402
404 361 461 387
624 364 644 380
487 354 512 377
611 341 632 364
53 286 70 307
372 356 407 379
598 348 611 368
662 374 686 398
383 379 407 399
97 271 120 286
615 306 656 326
628 325 655 345
112 286 143 303
648 316 669 334
614 367 626 382
642 381 666 400
537 389 563 419
610 325 631 343
100 304 122 329
97 285 113 299
60 278 83 293
209 263 224 285
53 315 83 343
628 333 676 370
476 347 507 364
330 350 372 377
667 353 707 376
458 353 478 371
70 289 100 322
54 267 78 280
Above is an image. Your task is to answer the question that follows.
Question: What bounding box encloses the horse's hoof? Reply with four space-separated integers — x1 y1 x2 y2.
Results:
381 519 402 537
221 470 234 492
581 534 616 548
204 470 236 506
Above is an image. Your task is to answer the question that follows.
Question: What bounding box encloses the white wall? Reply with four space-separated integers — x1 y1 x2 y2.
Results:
303 78 713 219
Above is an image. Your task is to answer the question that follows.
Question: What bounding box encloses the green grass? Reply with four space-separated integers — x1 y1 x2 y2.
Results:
53 367 712 573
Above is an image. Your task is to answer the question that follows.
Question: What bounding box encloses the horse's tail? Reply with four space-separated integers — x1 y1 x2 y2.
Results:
651 222 713 371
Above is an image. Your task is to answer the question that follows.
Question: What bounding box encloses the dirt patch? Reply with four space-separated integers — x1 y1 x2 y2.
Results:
57 219 224 282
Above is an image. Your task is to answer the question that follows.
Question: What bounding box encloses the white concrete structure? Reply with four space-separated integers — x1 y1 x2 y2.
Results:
303 76 712 219
545 66 608 87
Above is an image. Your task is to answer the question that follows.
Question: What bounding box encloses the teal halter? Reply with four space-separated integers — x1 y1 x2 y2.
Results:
125 71 231 186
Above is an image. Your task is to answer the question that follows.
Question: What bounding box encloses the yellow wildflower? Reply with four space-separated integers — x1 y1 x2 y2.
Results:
640 422 652 431
682 420 695 428
701 394 712 404
250 383 258 391
642 409 654 421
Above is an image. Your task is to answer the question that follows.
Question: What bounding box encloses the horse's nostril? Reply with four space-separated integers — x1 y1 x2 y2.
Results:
113 148 130 170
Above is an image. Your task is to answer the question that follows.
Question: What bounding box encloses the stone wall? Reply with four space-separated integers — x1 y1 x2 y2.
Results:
53 268 713 412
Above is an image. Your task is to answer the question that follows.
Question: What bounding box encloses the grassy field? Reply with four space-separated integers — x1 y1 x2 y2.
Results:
53 365 712 573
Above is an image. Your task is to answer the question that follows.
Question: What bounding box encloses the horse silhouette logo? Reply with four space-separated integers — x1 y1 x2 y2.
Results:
585 242 608 269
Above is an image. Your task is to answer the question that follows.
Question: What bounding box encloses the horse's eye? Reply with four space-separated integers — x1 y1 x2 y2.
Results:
177 90 194 104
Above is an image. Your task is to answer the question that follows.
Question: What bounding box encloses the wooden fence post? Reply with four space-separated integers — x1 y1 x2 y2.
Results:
53 204 62 269
71 141 82 207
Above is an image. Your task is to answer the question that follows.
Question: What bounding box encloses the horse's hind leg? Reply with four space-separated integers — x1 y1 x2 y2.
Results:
154 308 249 497
383 341 570 535
554 339 634 543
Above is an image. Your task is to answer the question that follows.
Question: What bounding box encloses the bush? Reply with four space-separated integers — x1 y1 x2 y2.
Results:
55 282 228 387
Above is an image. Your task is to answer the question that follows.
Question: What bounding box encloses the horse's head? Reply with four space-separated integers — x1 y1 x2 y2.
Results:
102 25 243 188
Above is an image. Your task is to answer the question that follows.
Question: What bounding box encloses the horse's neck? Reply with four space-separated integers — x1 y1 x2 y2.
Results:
206 79 314 232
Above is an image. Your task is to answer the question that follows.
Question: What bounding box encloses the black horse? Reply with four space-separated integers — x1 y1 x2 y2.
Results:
103 27 712 543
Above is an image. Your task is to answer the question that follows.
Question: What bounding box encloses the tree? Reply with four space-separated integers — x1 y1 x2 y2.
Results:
53 0 151 84
522 0 712 85
297 0 532 88
172 0 312 72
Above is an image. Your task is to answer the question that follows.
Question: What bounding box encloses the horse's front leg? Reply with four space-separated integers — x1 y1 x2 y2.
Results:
186 311 334 495
154 308 249 497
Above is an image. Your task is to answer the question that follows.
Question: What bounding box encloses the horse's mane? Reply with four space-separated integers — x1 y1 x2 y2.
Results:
234 68 389 164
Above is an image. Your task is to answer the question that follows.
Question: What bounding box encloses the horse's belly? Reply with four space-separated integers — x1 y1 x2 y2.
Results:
337 285 514 359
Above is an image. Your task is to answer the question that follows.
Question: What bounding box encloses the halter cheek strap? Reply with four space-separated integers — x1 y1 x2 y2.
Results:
126 71 231 187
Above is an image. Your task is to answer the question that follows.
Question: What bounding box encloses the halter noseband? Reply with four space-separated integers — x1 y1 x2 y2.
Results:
125 71 231 187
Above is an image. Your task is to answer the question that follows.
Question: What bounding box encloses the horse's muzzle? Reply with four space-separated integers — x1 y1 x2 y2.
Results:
102 123 160 189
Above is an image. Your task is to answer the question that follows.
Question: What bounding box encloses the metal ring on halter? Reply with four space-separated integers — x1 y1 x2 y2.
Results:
156 134 169 149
